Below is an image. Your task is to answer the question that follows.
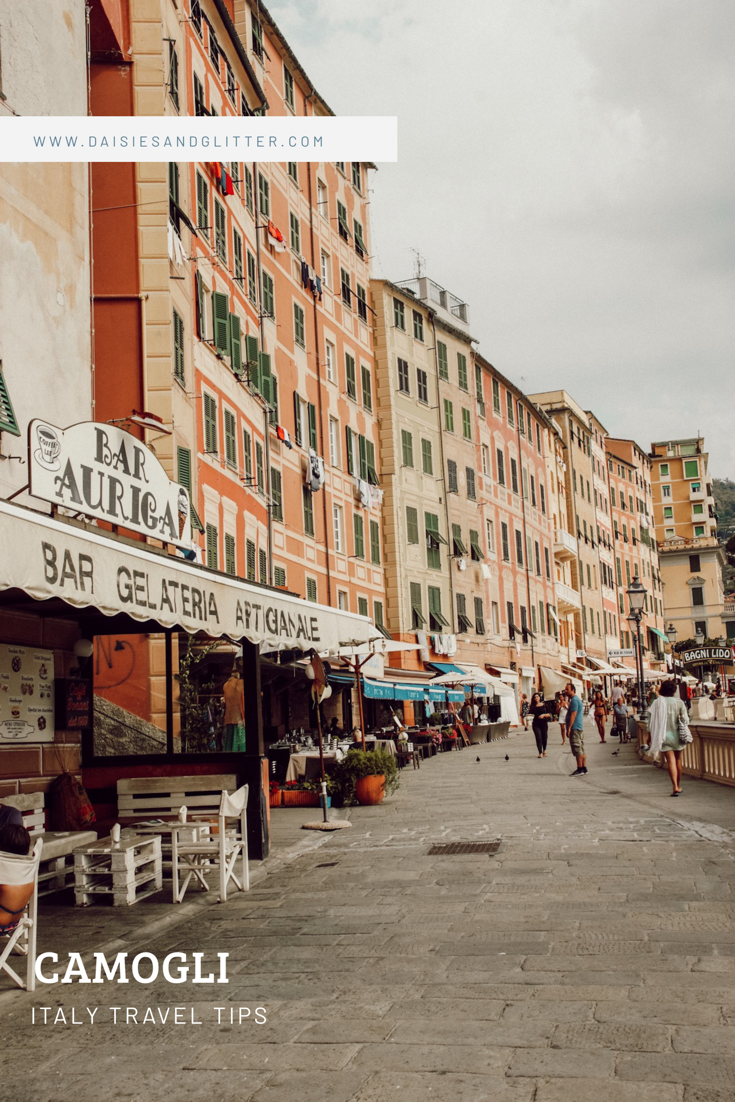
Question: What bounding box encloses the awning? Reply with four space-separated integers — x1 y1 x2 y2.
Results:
562 662 591 680
0 500 379 654
363 679 397 700
539 666 568 694
486 665 519 684
427 661 467 675
520 667 535 677
649 627 670 643
586 656 619 675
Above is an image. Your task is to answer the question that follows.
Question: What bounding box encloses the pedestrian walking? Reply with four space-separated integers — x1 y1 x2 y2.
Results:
565 682 587 776
520 693 530 730
611 681 625 707
592 689 608 743
529 692 553 756
648 679 690 796
680 682 691 712
557 692 568 745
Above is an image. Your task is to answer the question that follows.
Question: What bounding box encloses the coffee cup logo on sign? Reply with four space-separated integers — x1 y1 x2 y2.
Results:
34 424 62 471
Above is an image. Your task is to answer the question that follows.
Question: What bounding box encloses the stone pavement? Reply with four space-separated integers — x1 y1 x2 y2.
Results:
2 716 734 1102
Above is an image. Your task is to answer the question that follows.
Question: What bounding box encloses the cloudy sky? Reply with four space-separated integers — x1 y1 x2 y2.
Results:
269 0 735 477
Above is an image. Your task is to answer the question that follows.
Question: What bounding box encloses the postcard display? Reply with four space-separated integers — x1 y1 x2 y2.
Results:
0 643 55 742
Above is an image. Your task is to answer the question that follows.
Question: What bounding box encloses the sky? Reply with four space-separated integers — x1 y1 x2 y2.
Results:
269 0 735 478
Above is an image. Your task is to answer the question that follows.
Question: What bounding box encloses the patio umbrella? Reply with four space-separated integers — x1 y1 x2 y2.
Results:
327 640 422 749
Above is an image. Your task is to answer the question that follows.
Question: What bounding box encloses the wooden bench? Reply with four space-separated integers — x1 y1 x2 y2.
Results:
116 775 237 873
3 791 97 898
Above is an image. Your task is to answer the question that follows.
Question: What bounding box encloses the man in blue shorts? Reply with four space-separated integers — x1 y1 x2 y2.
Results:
565 682 587 776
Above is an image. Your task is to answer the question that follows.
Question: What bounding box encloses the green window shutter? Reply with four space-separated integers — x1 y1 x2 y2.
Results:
421 438 433 475
247 251 257 301
293 393 303 447
358 434 368 479
196 172 208 235
366 440 379 485
370 519 380 564
224 533 236 575
224 409 237 468
243 430 252 478
230 314 242 374
406 506 419 544
306 577 317 602
195 271 205 339
361 364 372 411
353 512 365 558
177 445 191 492
274 566 286 587
357 596 369 617
173 311 185 381
437 341 448 379
258 352 272 405
345 354 357 399
214 200 227 263
302 487 315 536
203 393 218 454
212 291 230 354
270 467 283 520
401 430 413 468
245 334 259 365
444 399 454 432
233 230 243 282
457 353 468 390
308 403 318 451
259 547 267 584
345 426 354 475
410 582 425 627
462 408 471 439
205 524 218 569
246 539 256 581
271 374 279 420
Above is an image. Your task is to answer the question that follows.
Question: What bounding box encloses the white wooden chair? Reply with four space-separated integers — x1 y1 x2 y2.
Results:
170 785 249 904
0 838 43 991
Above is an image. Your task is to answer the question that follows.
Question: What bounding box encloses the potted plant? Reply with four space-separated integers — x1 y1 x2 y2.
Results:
280 780 321 807
332 748 400 806
269 780 282 807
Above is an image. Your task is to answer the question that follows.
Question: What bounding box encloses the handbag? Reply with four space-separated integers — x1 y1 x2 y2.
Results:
677 710 693 744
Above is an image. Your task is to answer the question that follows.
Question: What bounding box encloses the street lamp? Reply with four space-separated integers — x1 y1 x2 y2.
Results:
626 573 648 723
667 622 678 685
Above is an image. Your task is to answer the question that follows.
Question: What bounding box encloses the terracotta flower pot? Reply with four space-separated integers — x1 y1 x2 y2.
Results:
355 774 386 806
269 790 282 807
281 790 320 807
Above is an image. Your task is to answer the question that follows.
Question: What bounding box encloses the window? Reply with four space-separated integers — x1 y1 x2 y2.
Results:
515 529 524 566
356 596 368 618
340 268 352 308
354 220 366 259
270 468 283 521
444 399 454 432
510 457 519 495
539 484 546 515
287 161 298 184
421 438 433 475
501 523 510 561
193 73 205 116
374 600 385 629
224 409 237 468
486 518 495 553
412 310 424 341
659 463 669 477
491 602 500 634
333 505 344 553
325 341 335 382
481 445 490 475
689 554 701 572
663 506 673 519
425 513 445 570
337 202 350 241
406 506 419 544
317 179 327 219
289 211 300 254
475 363 484 412
361 365 373 411
337 591 348 611
243 166 254 212
456 593 472 633
196 171 209 236
462 408 472 440
244 539 256 581
346 353 357 399
261 271 274 317
496 448 505 485
544 546 551 579
245 250 257 304
684 460 699 479
302 487 315 537
241 430 252 483
205 524 218 570
437 341 448 379
191 0 202 37
252 16 263 58
694 524 705 537
470 529 484 561
393 298 405 330
522 467 529 500
356 284 368 323
492 378 500 413
370 519 380 564
329 417 340 468
457 353 468 391
692 586 704 607
176 446 200 531
398 358 410 394
307 402 317 451
534 541 541 575
352 162 362 191
283 66 295 109
417 368 428 404
173 309 185 382
293 302 306 348
258 172 270 218
428 586 448 630
536 423 542 452
447 459 458 494
305 577 318 603
507 600 516 636
466 468 476 499
203 392 218 454
410 582 424 628
539 601 545 634
692 503 704 516
353 513 365 559
506 390 514 425
231 230 244 286
224 533 236 576
530 475 536 508
518 401 525 435
401 430 414 468
255 442 264 494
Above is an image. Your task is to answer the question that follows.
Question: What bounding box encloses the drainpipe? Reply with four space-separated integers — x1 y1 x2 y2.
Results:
516 407 535 672
429 315 455 633
253 160 273 586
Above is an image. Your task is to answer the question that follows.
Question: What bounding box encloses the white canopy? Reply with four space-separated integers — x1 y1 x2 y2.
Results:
0 500 379 655
539 666 568 694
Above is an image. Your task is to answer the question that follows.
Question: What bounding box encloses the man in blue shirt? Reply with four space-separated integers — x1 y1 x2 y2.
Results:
565 682 587 776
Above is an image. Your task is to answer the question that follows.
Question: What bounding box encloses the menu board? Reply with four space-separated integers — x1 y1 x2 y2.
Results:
0 643 55 743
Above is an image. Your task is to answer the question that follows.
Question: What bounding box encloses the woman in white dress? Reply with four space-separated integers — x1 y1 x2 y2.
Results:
647 680 689 796
556 692 568 745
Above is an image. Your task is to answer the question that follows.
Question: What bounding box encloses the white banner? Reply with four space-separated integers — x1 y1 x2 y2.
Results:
0 501 377 655
0 116 398 163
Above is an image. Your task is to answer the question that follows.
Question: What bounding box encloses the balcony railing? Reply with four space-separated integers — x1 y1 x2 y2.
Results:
553 528 578 560
555 580 582 611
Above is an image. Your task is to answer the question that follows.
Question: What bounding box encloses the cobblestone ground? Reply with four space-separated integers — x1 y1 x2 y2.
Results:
2 717 734 1102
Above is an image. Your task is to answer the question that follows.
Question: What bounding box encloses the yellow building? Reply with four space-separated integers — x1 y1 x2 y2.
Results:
650 437 726 644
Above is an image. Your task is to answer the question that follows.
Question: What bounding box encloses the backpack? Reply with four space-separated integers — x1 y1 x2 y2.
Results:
48 771 97 831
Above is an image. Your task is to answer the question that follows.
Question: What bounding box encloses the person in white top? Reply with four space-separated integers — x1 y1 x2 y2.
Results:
611 683 625 705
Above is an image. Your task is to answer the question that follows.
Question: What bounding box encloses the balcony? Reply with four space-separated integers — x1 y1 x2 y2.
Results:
554 529 577 561
689 485 706 501
555 580 582 612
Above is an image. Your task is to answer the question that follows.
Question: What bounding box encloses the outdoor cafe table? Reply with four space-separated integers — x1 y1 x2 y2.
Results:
285 751 338 783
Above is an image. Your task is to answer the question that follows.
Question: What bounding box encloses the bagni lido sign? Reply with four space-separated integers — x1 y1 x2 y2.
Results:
29 420 191 546
681 646 735 666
